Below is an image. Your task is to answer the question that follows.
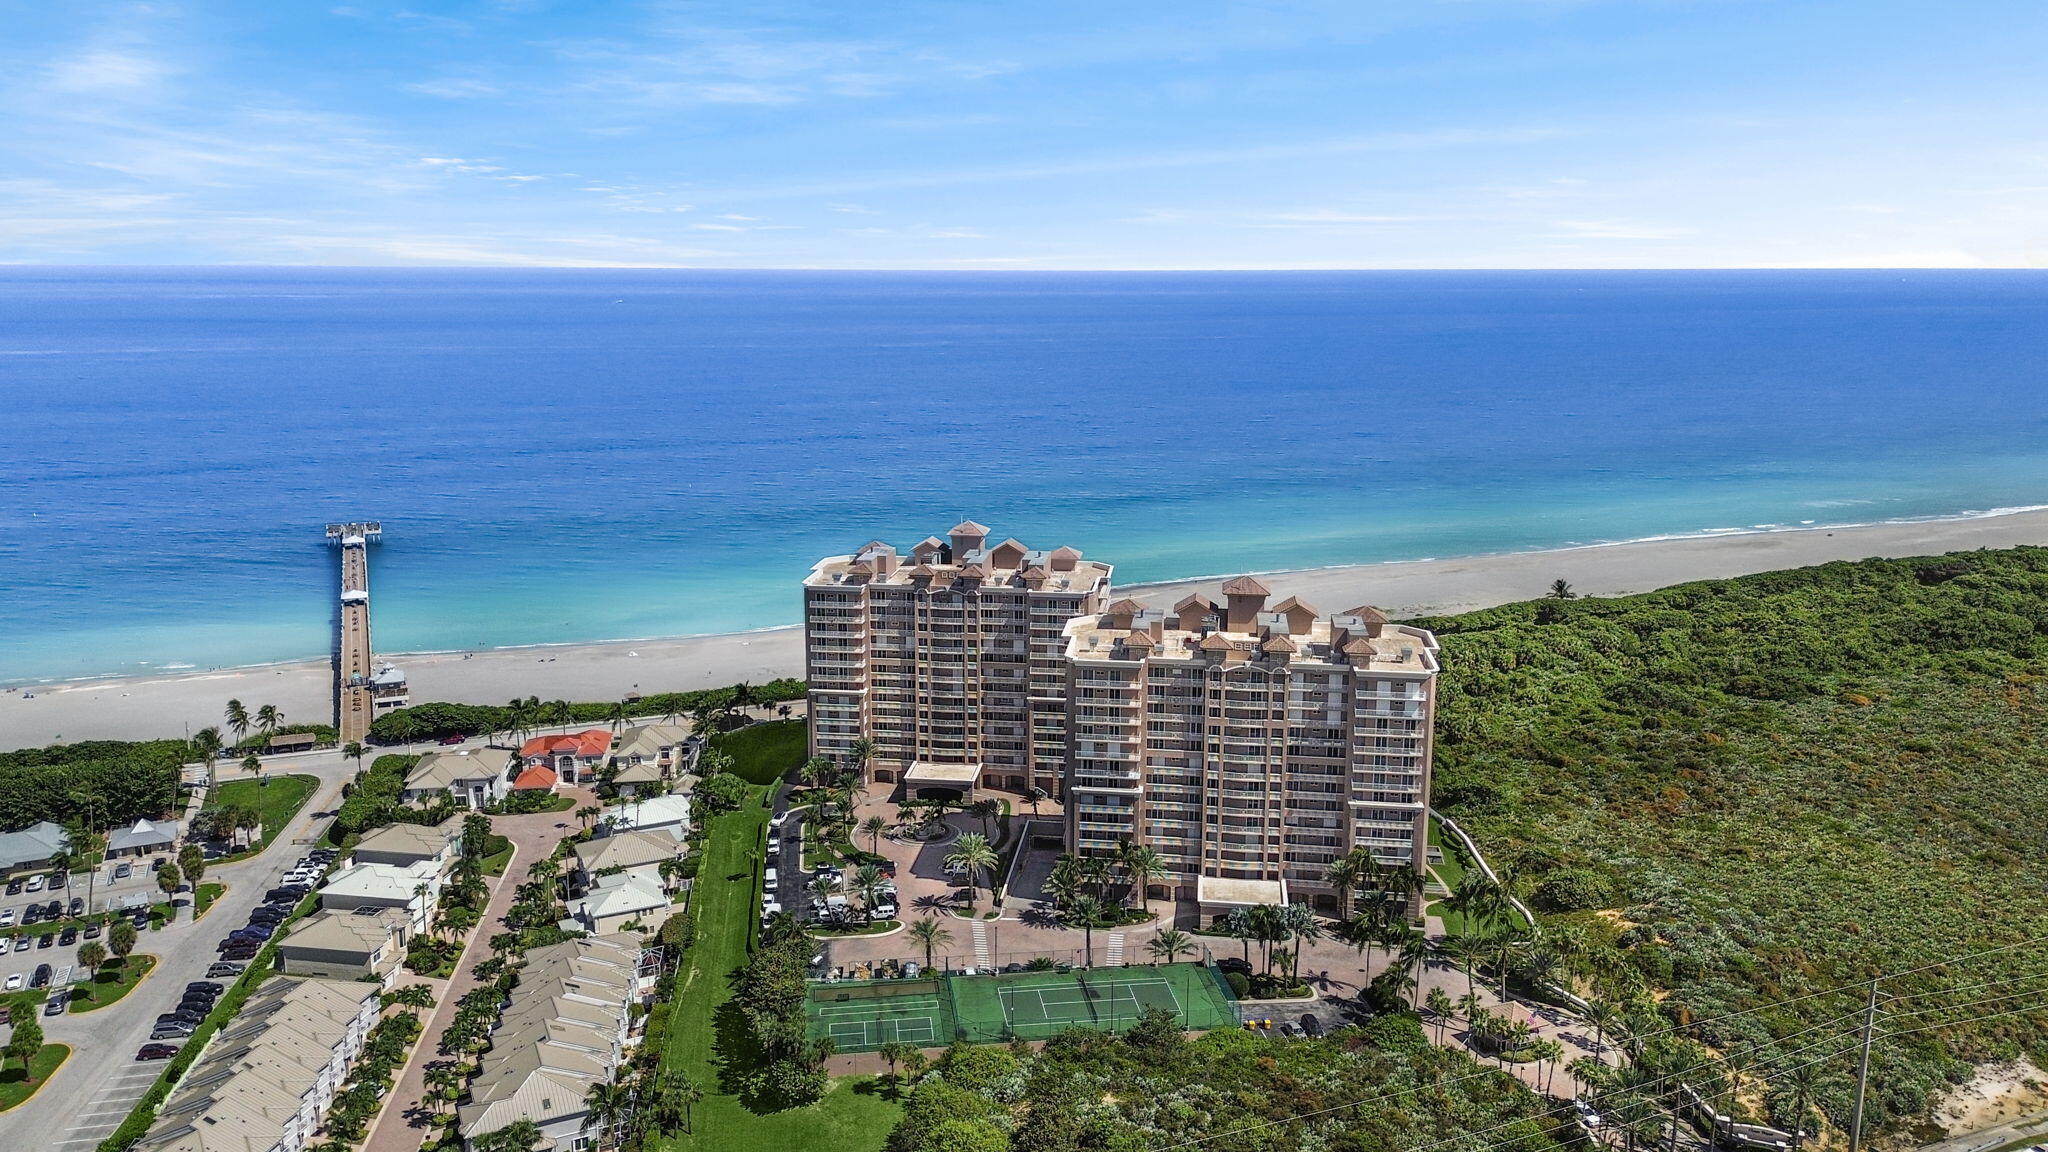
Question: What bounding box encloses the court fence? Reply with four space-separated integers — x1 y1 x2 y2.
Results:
805 961 1240 1053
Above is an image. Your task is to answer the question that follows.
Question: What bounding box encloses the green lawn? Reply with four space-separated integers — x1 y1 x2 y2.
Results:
207 773 321 859
0 1043 69 1111
194 882 224 918
654 783 902 1152
480 846 514 876
714 721 808 785
70 954 155 1012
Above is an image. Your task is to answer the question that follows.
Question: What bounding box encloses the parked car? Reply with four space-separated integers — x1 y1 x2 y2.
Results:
149 1023 195 1041
136 1043 180 1060
57 927 76 946
43 901 59 918
439 734 466 745
43 990 67 1015
36 933 53 949
48 871 65 890
206 962 245 978
82 922 101 939
12 937 29 953
0 909 12 927
185 981 224 996
29 964 50 988
21 906 41 927
163 1007 206 1026
1 973 19 991
150 857 165 873
67 897 83 917
26 874 44 893
1300 1013 1324 1038
4 878 21 896
113 861 133 879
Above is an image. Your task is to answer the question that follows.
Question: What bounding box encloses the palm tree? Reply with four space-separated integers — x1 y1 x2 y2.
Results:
584 1079 628 1149
576 805 600 831
1067 894 1103 967
342 740 366 769
1425 986 1455 1041
944 833 999 912
807 873 840 907
224 699 250 743
844 737 876 778
1582 996 1619 1057
474 1119 543 1152
241 751 265 786
969 798 1000 841
1282 902 1321 977
860 815 889 855
1120 843 1165 914
1216 907 1254 968
254 703 283 739
191 726 224 780
908 916 953 969
606 700 629 732
1243 904 1288 978
1443 931 1484 999
1146 928 1194 965
851 863 886 923
1782 1057 1825 1150
1392 928 1431 1008
1024 786 1047 817
1548 579 1576 599
1325 850 1369 919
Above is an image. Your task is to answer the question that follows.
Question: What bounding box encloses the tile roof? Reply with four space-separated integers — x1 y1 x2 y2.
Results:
512 765 558 791
1221 575 1272 596
406 748 514 791
520 728 613 761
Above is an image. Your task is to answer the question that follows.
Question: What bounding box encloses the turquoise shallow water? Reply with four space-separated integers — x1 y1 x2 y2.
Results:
4 268 2048 684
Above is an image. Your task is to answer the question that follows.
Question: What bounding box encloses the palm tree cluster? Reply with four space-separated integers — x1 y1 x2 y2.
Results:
1043 839 1166 920
317 1010 424 1144
221 699 289 750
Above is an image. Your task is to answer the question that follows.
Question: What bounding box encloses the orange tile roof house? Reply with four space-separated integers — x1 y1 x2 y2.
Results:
520 729 613 785
511 765 560 792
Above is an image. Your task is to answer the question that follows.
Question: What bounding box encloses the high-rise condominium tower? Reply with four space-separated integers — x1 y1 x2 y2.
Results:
1061 578 1439 918
802 521 1113 798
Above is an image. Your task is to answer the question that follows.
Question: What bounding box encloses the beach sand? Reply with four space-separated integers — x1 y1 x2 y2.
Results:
6 510 2046 752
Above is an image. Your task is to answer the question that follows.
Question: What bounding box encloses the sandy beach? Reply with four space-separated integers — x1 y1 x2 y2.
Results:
6 510 2047 752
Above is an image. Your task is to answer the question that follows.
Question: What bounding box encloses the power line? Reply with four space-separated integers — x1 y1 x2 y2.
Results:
1150 932 2048 1152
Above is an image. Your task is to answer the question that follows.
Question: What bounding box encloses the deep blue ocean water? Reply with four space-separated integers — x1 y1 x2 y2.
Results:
5 267 2048 685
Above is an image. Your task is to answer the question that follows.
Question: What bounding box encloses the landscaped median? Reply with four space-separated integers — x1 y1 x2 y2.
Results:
199 773 321 862
0 1042 70 1112
69 954 156 1012
92 888 323 1152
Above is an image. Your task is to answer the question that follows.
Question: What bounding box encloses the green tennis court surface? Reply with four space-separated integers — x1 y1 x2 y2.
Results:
805 963 1239 1053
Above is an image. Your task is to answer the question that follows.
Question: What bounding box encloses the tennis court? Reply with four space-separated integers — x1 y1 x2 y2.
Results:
805 963 1239 1053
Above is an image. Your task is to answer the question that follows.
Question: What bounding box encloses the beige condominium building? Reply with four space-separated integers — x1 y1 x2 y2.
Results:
1061 577 1440 919
804 520 1113 798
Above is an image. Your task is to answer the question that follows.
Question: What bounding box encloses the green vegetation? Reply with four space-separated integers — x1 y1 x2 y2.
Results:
648 724 900 1152
193 882 224 918
201 774 319 859
368 679 805 744
0 1042 68 1111
885 1014 1562 1152
499 790 574 814
1419 546 2048 1138
0 739 184 829
715 720 809 786
69 954 155 1012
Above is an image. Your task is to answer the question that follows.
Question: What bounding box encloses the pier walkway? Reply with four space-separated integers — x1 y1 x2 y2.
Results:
327 521 381 745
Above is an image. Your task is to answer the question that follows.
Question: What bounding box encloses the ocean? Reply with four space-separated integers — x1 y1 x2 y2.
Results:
5 267 2048 685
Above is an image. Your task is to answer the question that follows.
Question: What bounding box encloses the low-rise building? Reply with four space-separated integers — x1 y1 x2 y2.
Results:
568 871 670 935
458 934 647 1152
569 831 679 892
106 817 180 859
602 794 690 839
402 748 515 808
277 908 411 984
607 723 693 796
519 729 613 786
0 820 69 874
351 816 463 870
135 976 380 1152
318 859 443 931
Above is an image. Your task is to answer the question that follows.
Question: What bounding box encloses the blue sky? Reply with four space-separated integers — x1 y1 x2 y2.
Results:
4 1 2045 268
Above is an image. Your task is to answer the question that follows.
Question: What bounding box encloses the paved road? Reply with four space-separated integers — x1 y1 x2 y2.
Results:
0 723 616 1146
361 792 594 1152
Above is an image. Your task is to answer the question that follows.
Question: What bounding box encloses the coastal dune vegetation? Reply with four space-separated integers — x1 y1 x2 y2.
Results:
365 679 805 744
1421 546 2048 1139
